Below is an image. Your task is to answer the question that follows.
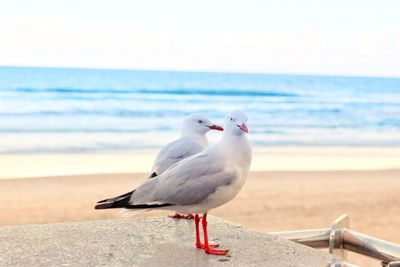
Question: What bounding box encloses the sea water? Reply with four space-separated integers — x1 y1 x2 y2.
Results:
0 67 399 154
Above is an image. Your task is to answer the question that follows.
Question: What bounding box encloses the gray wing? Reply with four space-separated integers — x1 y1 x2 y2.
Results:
131 152 236 206
150 138 205 176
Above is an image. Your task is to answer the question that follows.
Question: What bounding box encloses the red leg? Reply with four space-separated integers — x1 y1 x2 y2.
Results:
201 213 228 255
169 213 194 219
184 214 194 219
168 213 183 219
195 214 202 248
195 214 219 249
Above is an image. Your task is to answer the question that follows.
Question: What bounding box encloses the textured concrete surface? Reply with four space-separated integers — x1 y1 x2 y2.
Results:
0 216 332 266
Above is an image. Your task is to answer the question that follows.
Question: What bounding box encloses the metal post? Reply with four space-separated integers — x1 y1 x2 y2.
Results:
270 214 400 266
329 214 350 260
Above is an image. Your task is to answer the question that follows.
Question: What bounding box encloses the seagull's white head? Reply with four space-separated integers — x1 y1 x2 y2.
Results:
181 114 224 136
224 110 249 136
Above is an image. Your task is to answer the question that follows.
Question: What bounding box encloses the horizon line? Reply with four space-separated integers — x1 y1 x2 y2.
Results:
1 64 399 80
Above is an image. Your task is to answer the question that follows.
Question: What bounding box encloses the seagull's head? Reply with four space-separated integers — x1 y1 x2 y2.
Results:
224 110 249 135
182 114 224 135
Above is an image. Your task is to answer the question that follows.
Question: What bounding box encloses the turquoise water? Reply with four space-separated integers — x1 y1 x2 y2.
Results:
0 66 399 154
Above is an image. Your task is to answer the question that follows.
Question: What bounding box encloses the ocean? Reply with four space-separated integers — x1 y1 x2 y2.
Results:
0 66 399 154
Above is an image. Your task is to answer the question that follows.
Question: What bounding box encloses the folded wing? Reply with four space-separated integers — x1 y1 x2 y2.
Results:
150 138 205 177
131 152 235 206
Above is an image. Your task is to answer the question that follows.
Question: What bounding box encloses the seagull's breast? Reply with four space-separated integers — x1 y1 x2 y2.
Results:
200 165 248 211
173 173 244 214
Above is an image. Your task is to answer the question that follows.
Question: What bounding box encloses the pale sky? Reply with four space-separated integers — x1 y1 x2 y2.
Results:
1 0 400 77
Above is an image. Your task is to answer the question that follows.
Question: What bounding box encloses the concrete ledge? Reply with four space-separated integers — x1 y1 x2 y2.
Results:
0 216 332 266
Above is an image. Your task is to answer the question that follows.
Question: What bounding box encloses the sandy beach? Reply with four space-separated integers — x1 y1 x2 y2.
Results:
1 169 399 266
2 147 400 179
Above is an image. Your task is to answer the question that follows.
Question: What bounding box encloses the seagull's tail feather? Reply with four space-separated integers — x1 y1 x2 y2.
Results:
95 189 138 209
95 193 132 209
95 190 173 210
96 190 134 204
95 201 172 210
149 172 158 178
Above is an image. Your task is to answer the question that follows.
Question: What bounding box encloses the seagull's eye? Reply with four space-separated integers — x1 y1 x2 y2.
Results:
230 117 233 121
198 120 203 123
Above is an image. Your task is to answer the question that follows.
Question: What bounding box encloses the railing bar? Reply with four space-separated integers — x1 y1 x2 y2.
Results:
342 229 400 263
270 228 400 263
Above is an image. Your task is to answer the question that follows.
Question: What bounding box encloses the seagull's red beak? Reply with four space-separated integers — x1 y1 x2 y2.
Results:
208 125 224 131
237 123 248 133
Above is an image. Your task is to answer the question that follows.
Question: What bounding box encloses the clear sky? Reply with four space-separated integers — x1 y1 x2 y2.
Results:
1 0 400 77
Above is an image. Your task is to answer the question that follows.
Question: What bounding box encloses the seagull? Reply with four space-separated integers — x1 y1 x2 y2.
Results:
95 110 252 255
149 114 223 219
98 114 223 219
149 114 223 179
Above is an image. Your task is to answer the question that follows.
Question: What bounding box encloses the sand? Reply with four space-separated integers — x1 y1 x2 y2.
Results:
2 147 400 179
1 170 399 266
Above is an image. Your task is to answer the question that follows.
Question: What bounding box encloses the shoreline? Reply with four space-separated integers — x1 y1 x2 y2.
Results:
1 146 400 179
